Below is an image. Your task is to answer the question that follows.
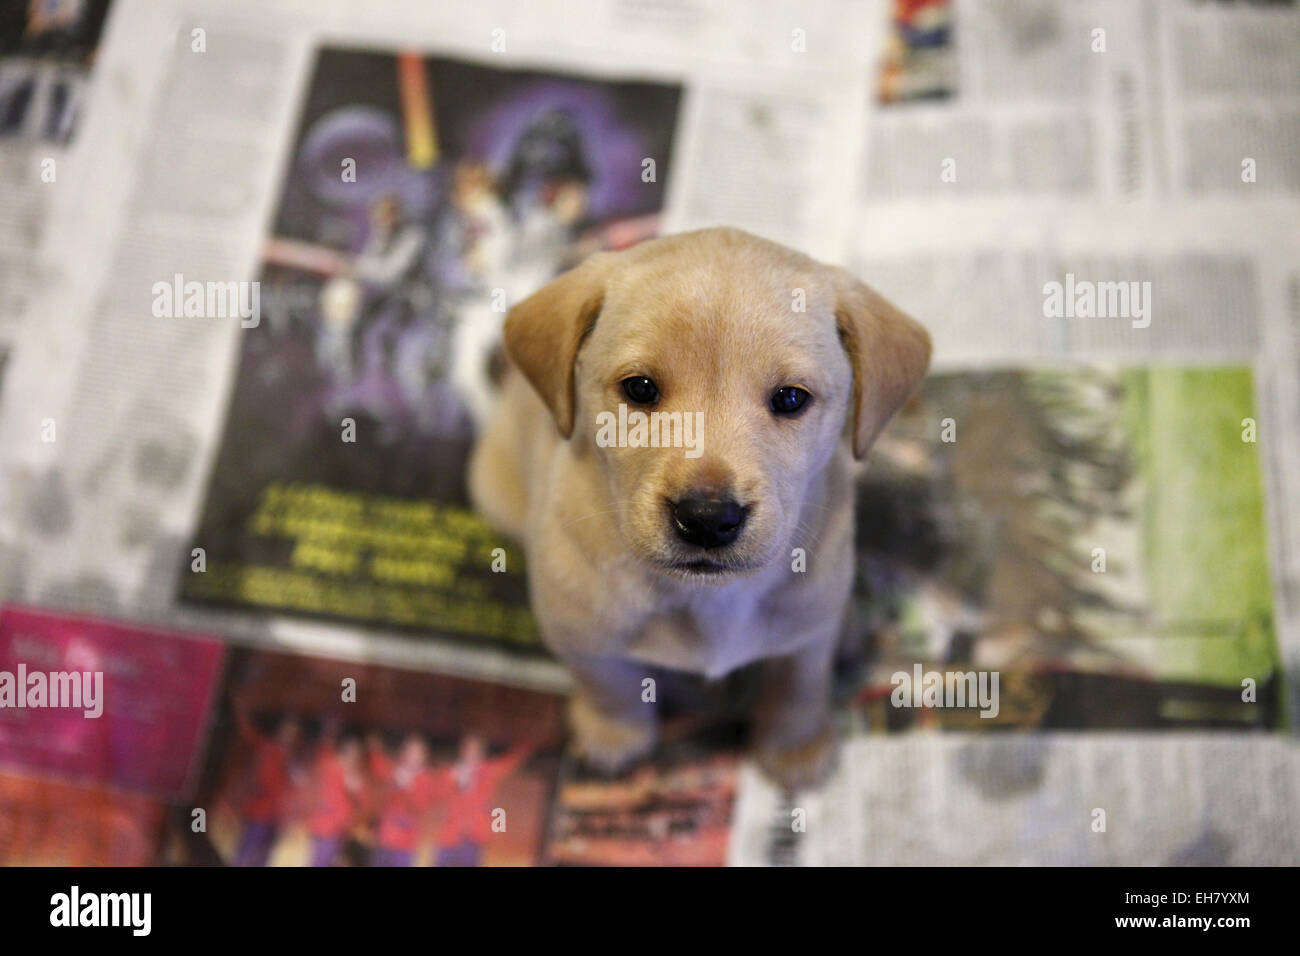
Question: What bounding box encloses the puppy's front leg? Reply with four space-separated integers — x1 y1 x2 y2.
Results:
752 638 837 791
564 653 659 775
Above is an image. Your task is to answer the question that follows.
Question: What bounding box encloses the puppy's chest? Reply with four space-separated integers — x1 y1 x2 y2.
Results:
618 585 807 679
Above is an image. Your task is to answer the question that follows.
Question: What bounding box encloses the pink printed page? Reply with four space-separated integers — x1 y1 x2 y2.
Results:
0 605 226 800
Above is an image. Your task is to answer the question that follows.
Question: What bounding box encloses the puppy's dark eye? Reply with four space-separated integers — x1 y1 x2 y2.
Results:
621 376 659 405
770 386 811 416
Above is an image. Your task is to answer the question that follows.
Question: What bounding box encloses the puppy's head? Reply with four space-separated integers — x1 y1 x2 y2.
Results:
505 228 930 582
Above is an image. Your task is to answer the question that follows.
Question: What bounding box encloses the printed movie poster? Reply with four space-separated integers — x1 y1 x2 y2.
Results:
164 647 566 867
839 366 1280 731
181 48 682 650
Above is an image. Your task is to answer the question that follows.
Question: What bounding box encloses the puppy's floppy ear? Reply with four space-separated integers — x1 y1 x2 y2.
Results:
829 266 932 459
504 252 614 437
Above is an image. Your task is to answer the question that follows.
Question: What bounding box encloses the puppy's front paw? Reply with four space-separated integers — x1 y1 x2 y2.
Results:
568 693 657 776
754 724 838 792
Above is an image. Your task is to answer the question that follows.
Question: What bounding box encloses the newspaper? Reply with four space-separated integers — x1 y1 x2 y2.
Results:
865 0 1300 201
0 0 1296 865
729 734 1300 865
0 1 113 359
0 0 892 687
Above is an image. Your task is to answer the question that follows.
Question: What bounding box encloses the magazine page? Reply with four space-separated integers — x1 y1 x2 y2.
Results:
0 605 224 865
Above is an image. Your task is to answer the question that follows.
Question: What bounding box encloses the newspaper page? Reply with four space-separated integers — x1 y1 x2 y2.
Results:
864 0 1300 202
0 0 884 684
0 1 114 370
728 0 1300 866
729 734 1300 866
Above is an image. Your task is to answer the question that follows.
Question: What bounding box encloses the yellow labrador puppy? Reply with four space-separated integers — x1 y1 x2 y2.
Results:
469 227 930 789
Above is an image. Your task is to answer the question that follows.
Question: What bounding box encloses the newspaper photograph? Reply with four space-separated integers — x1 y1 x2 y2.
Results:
839 365 1278 732
0 0 110 146
163 644 566 867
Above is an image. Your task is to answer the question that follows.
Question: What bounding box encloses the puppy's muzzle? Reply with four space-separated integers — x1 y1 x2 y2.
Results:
670 497 749 549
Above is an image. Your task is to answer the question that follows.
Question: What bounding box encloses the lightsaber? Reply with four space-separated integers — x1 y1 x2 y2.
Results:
397 51 437 169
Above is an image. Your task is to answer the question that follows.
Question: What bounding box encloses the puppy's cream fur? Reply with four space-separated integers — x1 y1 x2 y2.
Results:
469 227 930 788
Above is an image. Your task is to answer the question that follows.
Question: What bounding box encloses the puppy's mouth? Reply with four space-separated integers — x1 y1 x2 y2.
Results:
653 556 760 580
669 559 730 574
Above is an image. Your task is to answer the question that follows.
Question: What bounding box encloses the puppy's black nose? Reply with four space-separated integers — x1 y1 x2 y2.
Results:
671 498 748 549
